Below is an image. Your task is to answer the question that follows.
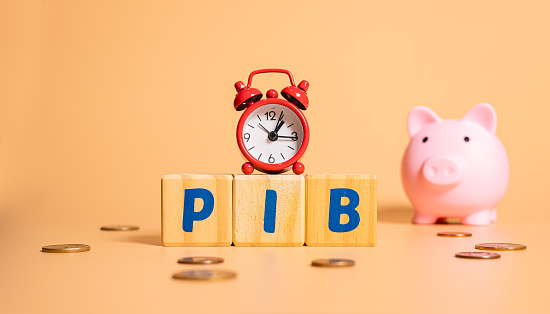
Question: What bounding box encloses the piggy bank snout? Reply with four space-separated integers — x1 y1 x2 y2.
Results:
422 157 462 186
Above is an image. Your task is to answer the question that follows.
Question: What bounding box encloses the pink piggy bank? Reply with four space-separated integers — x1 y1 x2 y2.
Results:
401 103 509 225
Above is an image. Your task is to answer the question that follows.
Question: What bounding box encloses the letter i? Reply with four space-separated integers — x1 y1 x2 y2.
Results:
264 190 277 233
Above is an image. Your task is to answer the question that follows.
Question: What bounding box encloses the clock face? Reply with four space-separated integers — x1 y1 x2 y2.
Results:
241 104 304 165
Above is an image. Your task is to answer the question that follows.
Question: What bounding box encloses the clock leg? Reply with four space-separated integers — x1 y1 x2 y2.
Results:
242 162 254 175
292 162 305 175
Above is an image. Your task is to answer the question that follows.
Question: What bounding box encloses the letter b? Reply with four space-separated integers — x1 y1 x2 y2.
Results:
328 188 360 233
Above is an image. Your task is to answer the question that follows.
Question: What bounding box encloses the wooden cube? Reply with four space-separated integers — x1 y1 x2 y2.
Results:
161 174 232 246
233 175 305 246
306 174 377 246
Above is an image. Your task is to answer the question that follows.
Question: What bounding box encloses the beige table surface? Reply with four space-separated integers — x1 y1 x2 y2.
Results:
1 203 547 314
3 1 550 313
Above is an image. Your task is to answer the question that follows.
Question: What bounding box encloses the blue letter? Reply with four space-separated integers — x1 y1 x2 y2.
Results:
264 189 277 233
182 188 214 232
328 188 360 233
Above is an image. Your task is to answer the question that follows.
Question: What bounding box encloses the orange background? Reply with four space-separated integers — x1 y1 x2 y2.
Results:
1 1 549 313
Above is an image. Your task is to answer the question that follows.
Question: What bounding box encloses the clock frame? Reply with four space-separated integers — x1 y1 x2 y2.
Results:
237 98 309 174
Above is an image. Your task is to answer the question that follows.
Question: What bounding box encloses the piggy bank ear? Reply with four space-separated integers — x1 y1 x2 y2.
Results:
462 103 497 134
407 106 441 137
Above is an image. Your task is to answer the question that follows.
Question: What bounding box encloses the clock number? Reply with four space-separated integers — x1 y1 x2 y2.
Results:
264 111 276 121
291 132 298 141
268 154 275 163
244 133 250 142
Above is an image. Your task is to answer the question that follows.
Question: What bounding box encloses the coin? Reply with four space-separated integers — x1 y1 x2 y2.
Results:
311 258 355 267
178 256 224 265
437 232 472 237
435 218 461 225
42 244 91 253
455 252 501 259
100 225 139 231
475 243 527 251
172 270 237 281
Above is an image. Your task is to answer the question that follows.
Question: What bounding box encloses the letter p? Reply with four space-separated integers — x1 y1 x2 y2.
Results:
182 188 214 232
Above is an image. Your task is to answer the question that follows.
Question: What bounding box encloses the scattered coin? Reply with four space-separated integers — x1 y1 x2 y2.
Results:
437 232 472 237
311 258 355 267
100 225 140 231
475 243 527 251
178 256 224 265
435 218 461 225
455 252 501 259
172 270 237 281
42 244 91 253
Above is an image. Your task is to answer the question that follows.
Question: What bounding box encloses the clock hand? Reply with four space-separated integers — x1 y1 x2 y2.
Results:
277 135 298 140
273 111 284 133
274 120 285 133
258 123 270 134
262 123 279 141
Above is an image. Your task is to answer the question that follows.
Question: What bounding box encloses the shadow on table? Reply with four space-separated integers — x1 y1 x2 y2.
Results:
124 234 163 246
377 203 413 224
377 203 463 225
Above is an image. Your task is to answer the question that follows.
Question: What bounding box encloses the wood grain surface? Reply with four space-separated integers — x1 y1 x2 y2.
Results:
233 174 305 246
306 174 377 246
161 174 232 246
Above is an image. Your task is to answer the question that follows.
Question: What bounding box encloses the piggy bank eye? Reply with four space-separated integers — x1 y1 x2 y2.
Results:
422 137 428 143
464 136 470 142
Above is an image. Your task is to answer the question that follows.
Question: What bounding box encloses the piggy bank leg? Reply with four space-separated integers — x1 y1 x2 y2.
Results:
491 208 498 222
412 212 439 224
461 209 492 226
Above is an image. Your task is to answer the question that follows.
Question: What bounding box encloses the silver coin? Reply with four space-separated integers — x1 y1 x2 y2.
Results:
172 270 237 281
311 258 355 267
42 244 91 253
100 225 139 231
178 256 224 265
475 243 527 251
455 251 501 259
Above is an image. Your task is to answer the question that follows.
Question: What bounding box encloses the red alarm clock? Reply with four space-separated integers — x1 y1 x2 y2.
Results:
234 69 310 175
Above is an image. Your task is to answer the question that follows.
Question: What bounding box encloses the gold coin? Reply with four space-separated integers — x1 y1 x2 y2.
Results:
311 258 355 267
100 225 139 231
172 270 237 281
437 232 472 237
178 256 224 265
42 244 91 253
455 252 501 259
475 243 527 251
